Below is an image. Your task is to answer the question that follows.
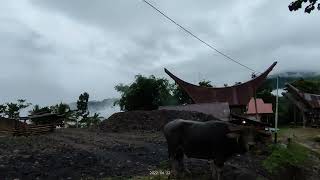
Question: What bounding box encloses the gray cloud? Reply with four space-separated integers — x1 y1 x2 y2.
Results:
0 0 320 106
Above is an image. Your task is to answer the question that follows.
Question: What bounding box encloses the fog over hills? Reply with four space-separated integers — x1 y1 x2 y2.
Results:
270 71 320 78
69 98 120 118
268 71 320 91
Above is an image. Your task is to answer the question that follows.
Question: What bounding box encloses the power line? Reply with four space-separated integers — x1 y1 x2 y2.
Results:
142 0 258 73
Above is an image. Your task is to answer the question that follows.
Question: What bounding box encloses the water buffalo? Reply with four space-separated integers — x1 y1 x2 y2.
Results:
163 119 264 180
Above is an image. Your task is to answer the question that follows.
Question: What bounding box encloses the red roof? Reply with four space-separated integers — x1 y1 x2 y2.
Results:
246 98 273 114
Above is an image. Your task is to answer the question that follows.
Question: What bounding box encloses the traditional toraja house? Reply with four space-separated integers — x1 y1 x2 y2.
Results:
164 62 277 115
283 83 320 127
245 98 273 123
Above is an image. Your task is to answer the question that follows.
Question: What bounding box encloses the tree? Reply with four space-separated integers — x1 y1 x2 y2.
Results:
289 0 320 13
80 112 101 128
115 75 173 111
29 105 51 115
50 103 71 115
291 79 320 94
76 92 90 127
0 104 6 117
171 80 214 105
198 80 213 87
172 85 193 105
3 99 31 119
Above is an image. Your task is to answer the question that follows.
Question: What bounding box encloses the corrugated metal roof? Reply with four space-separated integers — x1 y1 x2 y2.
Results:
246 98 273 114
165 62 277 106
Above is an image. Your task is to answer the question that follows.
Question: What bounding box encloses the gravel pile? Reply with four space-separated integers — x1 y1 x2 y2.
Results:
99 110 219 132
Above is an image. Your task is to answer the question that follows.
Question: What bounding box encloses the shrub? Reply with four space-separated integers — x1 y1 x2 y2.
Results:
263 143 309 173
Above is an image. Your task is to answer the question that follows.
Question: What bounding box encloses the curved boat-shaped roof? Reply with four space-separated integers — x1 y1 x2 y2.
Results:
165 62 277 106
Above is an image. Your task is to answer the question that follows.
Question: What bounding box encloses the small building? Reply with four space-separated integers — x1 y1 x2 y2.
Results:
283 83 320 127
245 98 273 123
0 117 27 131
29 113 64 126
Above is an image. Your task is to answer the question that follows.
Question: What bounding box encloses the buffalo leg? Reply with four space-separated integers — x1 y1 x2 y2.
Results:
167 144 178 179
211 160 224 180
210 160 217 179
175 146 185 177
216 167 223 180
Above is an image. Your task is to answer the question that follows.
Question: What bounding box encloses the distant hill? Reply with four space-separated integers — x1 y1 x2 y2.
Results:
266 71 320 90
69 98 120 118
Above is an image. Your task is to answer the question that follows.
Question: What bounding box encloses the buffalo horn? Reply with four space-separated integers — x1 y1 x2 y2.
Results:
228 125 242 132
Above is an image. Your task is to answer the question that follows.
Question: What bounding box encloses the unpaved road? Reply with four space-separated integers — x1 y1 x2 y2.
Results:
0 128 318 180
0 129 169 179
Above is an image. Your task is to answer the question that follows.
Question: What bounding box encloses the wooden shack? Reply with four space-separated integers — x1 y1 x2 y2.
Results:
0 117 26 131
29 113 64 126
245 98 273 123
283 83 320 127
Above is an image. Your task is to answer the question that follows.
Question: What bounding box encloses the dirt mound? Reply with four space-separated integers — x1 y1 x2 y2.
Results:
99 110 219 132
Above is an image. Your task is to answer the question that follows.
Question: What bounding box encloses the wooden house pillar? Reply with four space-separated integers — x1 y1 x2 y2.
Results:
302 112 307 128
293 105 297 125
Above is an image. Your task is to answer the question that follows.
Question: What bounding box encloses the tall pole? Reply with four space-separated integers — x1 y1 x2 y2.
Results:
274 76 279 144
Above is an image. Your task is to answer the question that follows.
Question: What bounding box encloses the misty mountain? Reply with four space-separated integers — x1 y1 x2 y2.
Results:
270 71 320 78
266 71 320 90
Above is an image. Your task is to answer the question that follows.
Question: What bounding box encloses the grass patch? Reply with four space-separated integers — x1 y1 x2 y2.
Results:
262 142 309 173
158 160 170 169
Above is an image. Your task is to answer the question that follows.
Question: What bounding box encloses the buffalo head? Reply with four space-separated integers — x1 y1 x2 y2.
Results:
226 125 267 153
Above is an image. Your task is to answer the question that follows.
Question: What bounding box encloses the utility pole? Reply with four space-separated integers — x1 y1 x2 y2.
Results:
274 76 279 144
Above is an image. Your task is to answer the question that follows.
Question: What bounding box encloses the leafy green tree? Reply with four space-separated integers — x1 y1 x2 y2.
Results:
76 92 90 127
50 103 71 115
172 85 193 105
0 104 6 117
4 99 31 119
115 75 173 111
29 105 51 115
291 79 320 94
80 113 101 128
289 0 319 13
198 80 213 87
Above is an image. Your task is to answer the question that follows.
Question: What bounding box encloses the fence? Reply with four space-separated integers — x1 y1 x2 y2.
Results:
0 124 55 136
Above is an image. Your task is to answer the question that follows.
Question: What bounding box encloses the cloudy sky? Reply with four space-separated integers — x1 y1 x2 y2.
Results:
1 0 320 106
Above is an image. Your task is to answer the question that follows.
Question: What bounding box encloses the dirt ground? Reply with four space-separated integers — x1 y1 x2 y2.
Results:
0 128 271 180
0 128 319 180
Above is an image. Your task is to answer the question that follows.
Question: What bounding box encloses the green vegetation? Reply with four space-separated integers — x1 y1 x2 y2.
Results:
0 99 31 119
289 0 319 13
198 80 213 87
291 79 320 94
115 75 174 111
263 143 309 173
0 92 101 127
172 85 193 105
115 74 218 111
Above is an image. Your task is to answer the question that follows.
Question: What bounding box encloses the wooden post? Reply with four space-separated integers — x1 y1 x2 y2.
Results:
302 112 307 128
293 105 297 125
253 88 259 121
274 76 279 144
